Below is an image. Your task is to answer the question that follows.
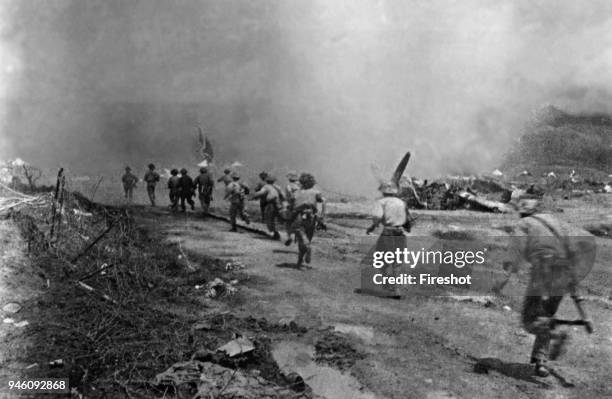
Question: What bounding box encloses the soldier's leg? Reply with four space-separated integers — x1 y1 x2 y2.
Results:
198 194 208 213
180 196 186 212
522 295 564 376
260 201 266 222
229 203 238 231
147 186 155 206
239 203 250 224
295 228 307 267
188 196 195 210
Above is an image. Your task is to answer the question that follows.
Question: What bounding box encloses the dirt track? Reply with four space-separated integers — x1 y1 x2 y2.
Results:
142 198 612 399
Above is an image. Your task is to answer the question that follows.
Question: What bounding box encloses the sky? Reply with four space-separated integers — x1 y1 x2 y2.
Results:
1 0 612 194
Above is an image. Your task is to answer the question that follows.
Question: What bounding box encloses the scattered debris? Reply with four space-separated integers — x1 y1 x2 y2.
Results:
2 303 22 314
49 359 64 368
205 277 238 298
14 320 29 328
153 360 299 399
314 331 364 371
225 260 246 271
217 337 256 357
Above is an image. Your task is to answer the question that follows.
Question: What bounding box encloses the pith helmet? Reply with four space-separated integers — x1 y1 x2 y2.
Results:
287 171 298 181
378 181 398 195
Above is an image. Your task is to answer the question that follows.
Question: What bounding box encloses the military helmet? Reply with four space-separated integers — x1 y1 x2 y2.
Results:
125 166 131 171
231 171 240 179
259 171 268 180
378 181 398 195
287 171 298 181
200 167 207 173
170 168 179 176
265 175 276 183
180 168 188 175
148 163 155 169
299 173 316 189
224 168 231 174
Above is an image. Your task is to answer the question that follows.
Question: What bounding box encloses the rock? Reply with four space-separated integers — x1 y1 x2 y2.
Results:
217 337 255 357
2 303 21 314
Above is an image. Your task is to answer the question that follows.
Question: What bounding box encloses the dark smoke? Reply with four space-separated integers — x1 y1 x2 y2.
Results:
2 0 612 195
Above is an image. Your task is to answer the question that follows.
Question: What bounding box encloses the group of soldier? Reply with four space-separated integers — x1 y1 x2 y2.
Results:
122 164 594 378
121 164 326 267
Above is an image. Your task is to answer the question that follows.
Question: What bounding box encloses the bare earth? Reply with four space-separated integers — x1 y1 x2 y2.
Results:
140 195 612 399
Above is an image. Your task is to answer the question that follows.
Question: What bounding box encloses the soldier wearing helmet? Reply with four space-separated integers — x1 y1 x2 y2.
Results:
253 171 269 222
143 163 161 207
288 173 326 267
121 166 138 205
194 166 215 215
358 180 409 300
224 171 250 231
178 168 195 212
167 168 180 211
217 168 233 186
282 171 301 245
504 197 595 377
252 174 284 240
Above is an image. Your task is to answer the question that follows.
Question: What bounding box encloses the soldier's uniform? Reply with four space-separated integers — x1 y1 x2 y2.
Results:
194 167 215 214
283 172 300 245
121 167 138 204
178 169 195 212
289 173 325 266
254 172 269 222
167 169 180 211
514 199 593 377
143 164 160 206
217 169 233 186
225 172 250 231
252 175 283 240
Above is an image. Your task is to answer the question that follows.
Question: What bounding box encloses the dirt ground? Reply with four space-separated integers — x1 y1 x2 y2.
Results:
1 192 611 398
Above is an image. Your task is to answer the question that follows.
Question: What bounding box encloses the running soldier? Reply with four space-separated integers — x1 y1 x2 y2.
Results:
253 171 269 222
121 166 138 204
167 169 180 211
225 171 250 231
252 174 284 240
194 166 215 215
178 168 195 212
288 173 325 267
143 163 160 206
511 198 595 377
217 168 233 186
283 171 300 245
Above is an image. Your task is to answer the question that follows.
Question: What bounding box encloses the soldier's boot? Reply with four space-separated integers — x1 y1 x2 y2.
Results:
549 331 569 361
305 245 312 264
534 362 550 377
272 231 281 240
284 236 293 246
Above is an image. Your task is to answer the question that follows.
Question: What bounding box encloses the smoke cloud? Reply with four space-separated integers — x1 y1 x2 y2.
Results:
1 0 612 194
